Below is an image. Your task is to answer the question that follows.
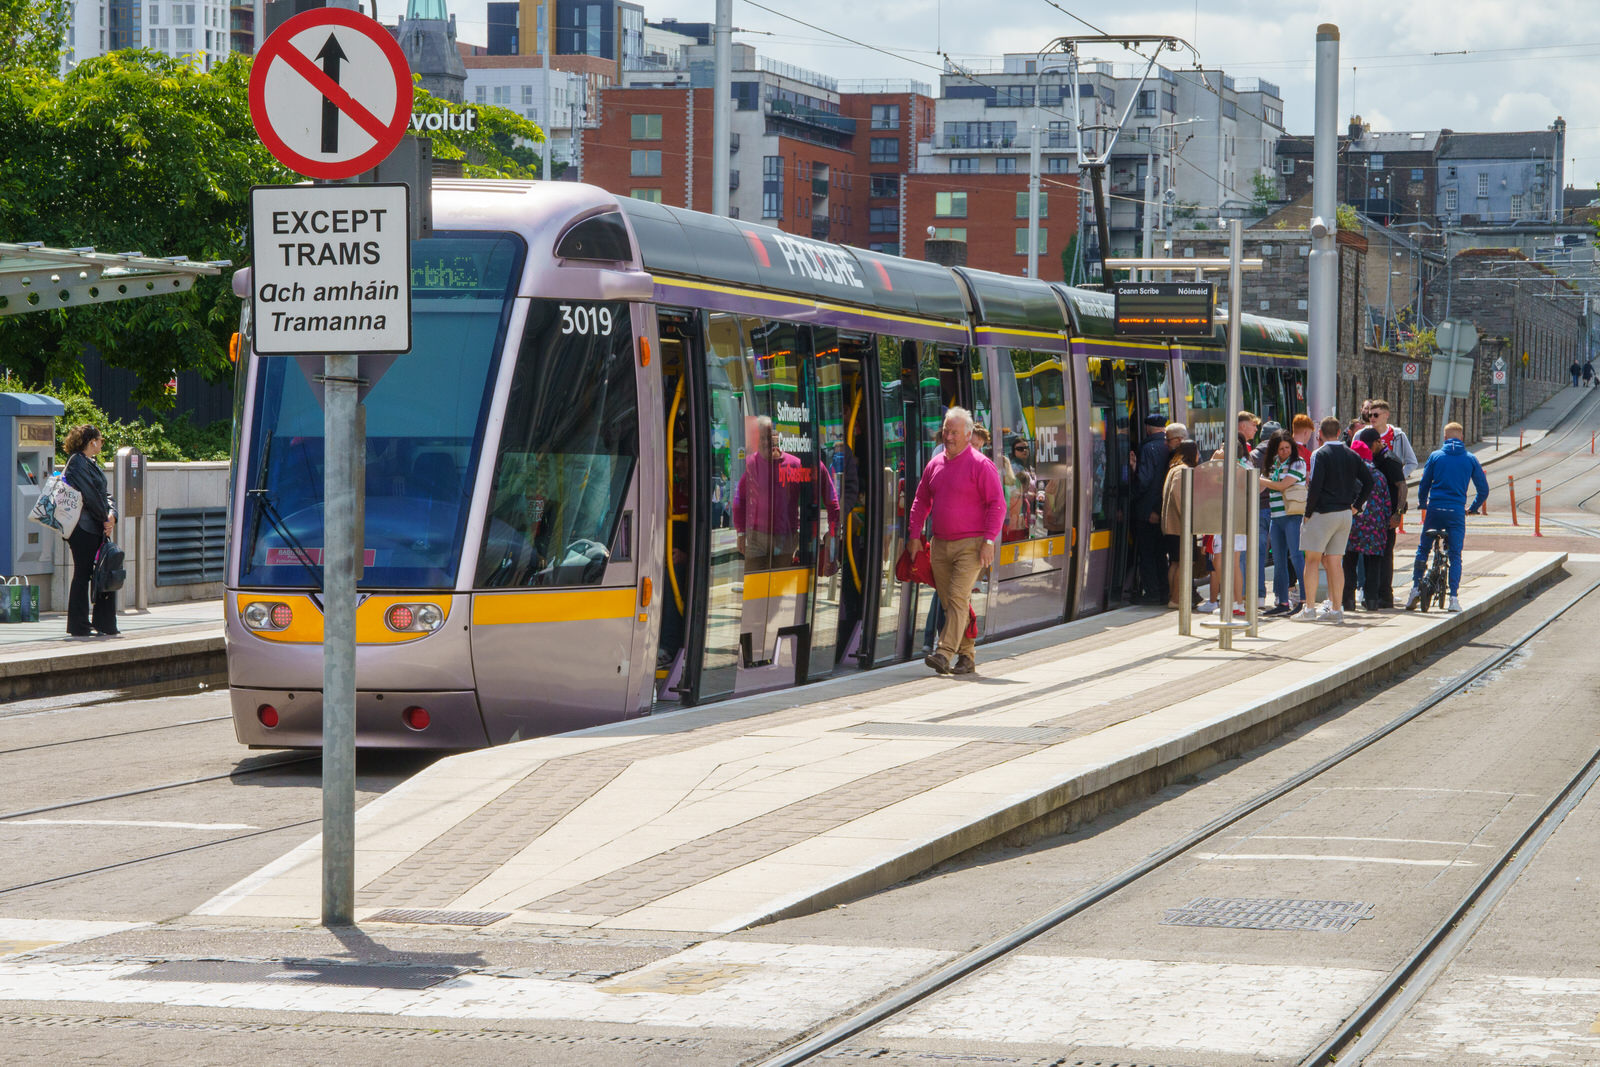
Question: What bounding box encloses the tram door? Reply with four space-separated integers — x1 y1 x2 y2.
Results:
809 328 872 678
1083 357 1132 612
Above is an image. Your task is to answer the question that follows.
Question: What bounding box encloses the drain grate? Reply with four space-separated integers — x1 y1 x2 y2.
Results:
367 908 510 927
834 722 1072 744
130 960 461 989
1161 897 1374 932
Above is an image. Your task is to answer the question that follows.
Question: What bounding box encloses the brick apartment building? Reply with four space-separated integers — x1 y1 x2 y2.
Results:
905 174 1080 279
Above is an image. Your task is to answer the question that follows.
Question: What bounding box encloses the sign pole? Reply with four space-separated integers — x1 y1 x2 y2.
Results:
1218 218 1244 650
321 351 360 926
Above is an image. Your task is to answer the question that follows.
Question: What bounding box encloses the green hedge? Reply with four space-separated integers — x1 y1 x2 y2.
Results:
0 377 232 462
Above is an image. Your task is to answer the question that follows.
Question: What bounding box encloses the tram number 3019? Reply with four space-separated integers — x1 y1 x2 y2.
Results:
559 304 614 336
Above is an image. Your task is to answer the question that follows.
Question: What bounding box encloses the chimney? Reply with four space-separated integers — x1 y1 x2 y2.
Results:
1348 115 1363 140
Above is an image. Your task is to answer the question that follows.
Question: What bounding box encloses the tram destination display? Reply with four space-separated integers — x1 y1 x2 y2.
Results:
1113 282 1215 337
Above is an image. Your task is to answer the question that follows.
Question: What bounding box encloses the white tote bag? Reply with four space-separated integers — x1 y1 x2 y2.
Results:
28 471 84 538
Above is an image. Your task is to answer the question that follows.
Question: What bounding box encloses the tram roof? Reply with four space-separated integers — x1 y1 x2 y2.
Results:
954 268 1067 333
614 198 968 323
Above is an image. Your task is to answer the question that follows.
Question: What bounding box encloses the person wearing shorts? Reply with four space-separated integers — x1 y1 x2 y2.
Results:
1295 416 1373 623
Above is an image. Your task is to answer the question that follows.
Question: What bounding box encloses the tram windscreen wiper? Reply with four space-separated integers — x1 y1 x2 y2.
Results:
244 429 324 589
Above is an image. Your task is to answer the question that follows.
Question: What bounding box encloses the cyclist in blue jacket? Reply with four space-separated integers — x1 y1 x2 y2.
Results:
1406 422 1489 613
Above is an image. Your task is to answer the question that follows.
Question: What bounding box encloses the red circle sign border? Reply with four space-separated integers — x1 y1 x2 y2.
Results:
249 6 414 180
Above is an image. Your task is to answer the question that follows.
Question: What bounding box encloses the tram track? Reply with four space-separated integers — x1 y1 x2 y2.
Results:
0 754 320 823
0 716 232 759
755 564 1600 1067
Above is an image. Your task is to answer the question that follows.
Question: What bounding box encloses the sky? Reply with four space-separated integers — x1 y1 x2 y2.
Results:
379 0 1600 191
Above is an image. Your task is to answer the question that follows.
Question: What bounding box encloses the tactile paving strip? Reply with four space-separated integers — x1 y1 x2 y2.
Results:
366 908 510 927
1160 896 1374 932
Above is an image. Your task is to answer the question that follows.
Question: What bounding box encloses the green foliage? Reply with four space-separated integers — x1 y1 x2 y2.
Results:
1059 233 1080 285
1249 172 1276 217
1336 203 1361 231
0 51 548 408
0 0 70 73
0 374 230 461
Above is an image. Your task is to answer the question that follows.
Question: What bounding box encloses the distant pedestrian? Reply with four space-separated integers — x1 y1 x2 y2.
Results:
1160 431 1197 607
1365 400 1419 478
61 424 119 637
1296 416 1374 624
1355 425 1407 608
1571 360 1583 387
1249 420 1282 607
1342 439 1393 612
1585 360 1595 387
1260 429 1308 615
908 407 1005 676
1132 414 1172 604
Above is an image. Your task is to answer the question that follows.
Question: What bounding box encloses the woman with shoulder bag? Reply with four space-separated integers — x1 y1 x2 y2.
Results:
61 424 119 637
1161 438 1201 608
1260 429 1308 616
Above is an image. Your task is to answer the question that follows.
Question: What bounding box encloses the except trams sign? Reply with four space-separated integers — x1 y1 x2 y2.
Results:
249 183 412 355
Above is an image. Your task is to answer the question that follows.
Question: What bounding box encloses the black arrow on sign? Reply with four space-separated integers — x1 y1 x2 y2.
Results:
315 32 348 154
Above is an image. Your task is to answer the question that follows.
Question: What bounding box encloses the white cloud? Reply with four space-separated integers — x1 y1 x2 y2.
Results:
393 0 1597 187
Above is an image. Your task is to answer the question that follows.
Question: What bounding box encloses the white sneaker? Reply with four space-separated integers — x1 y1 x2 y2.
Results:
1447 596 1461 612
1405 586 1422 611
1318 605 1345 624
1293 604 1319 622
1233 602 1247 617
1197 600 1218 613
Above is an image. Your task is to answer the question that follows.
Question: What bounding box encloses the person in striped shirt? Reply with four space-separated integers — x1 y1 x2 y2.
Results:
1260 428 1309 616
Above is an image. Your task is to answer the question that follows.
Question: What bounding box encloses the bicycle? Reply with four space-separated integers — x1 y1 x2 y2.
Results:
1414 528 1450 613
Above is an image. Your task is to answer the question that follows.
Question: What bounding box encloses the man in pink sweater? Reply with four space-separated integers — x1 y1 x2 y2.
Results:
908 406 1006 675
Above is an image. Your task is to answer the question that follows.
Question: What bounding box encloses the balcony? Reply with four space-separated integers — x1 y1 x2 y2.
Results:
729 170 741 191
944 134 1017 150
811 219 831 241
812 177 829 198
729 132 740 154
767 97 856 136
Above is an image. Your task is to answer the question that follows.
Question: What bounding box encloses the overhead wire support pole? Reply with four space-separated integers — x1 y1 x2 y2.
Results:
711 0 732 217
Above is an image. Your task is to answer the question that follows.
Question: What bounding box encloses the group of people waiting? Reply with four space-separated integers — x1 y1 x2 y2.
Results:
1132 397 1488 623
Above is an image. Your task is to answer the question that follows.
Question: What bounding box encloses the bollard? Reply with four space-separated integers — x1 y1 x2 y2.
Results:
1519 430 1525 450
1508 475 1519 526
1592 431 1595 455
1535 479 1543 537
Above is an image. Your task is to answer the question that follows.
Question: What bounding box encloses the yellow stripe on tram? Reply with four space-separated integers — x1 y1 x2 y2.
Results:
741 567 813 601
1001 536 1066 565
1089 530 1112 552
473 589 636 626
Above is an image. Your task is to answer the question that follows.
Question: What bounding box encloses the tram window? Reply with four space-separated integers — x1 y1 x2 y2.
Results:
477 300 639 588
1140 360 1172 421
239 232 522 589
994 349 1069 541
1183 360 1226 454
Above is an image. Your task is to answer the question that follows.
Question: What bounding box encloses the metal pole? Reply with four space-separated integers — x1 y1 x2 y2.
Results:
1218 218 1245 650
1179 466 1193 636
321 351 359 927
1027 58 1043 279
1142 140 1156 281
540 0 551 181
1245 468 1259 637
1307 23 1339 420
711 0 732 217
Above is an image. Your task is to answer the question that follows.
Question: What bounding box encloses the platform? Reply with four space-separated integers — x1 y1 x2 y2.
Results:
0 599 223 702
198 549 1567 934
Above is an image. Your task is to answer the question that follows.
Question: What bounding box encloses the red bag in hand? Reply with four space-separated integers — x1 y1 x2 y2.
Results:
965 605 978 639
894 544 935 586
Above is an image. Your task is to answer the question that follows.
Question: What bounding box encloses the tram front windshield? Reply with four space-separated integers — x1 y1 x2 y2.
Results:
237 232 524 589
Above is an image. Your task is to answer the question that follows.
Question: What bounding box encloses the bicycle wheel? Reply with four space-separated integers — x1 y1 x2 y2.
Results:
1429 543 1450 611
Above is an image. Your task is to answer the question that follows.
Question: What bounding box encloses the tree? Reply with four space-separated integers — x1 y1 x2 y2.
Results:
1249 173 1276 217
0 0 70 74
0 51 545 406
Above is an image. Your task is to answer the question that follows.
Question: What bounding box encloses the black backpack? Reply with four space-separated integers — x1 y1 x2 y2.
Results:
93 540 127 595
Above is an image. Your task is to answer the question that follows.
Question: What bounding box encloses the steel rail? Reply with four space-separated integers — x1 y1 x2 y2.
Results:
0 754 320 822
755 572 1600 1067
0 716 232 758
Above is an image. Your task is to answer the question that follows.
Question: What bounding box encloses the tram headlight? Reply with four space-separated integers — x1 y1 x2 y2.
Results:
243 601 291 631
385 602 445 633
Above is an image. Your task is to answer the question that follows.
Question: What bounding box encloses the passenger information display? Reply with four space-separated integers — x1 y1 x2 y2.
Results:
1112 282 1215 337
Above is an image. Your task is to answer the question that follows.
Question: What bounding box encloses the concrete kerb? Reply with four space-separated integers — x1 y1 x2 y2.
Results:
0 633 225 703
739 552 1567 930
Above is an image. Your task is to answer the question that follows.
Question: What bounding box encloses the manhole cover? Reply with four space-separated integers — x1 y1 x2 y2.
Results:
367 908 510 927
1161 897 1374 932
130 960 461 989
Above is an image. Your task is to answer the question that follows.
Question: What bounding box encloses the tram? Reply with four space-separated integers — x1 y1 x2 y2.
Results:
224 180 1307 748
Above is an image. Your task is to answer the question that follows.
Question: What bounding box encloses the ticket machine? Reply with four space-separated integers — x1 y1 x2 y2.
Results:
0 393 66 580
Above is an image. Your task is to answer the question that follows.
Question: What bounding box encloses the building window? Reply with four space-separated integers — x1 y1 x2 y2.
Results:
1410 168 1423 181
1046 157 1073 173
175 27 191 49
929 227 966 241
870 174 900 198
870 207 898 233
1136 88 1156 116
868 242 900 256
630 113 662 140
1280 157 1295 175
492 85 510 105
763 155 783 180
1477 173 1489 197
993 86 1034 108
149 3 159 23
949 156 977 174
871 104 900 130
1445 188 1458 212
630 189 662 203
476 85 487 104
762 192 781 218
1510 194 1524 219
870 137 899 163
995 157 1017 174
1015 227 1048 255
934 192 967 218
630 149 662 176
1014 191 1048 218
522 85 534 106
1369 154 1383 169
